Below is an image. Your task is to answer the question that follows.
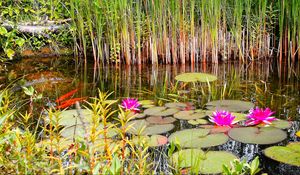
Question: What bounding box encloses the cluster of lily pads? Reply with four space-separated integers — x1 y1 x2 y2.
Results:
53 72 298 174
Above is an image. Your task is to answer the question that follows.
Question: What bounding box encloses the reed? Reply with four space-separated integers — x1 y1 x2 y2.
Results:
67 0 299 66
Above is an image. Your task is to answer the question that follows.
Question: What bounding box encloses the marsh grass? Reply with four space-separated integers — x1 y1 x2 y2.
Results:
68 0 299 66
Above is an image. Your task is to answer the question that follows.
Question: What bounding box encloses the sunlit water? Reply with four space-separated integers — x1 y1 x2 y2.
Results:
1 57 299 174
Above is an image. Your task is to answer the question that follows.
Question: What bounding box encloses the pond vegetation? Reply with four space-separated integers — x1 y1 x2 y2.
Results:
0 0 300 174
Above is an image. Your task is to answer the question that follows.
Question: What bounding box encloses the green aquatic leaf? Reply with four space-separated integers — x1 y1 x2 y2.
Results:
170 149 238 174
228 127 287 145
175 73 217 83
205 100 255 112
264 142 300 167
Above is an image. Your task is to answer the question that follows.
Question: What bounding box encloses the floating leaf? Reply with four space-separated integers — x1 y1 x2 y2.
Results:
61 123 117 139
264 142 300 167
132 135 168 147
188 119 208 125
270 119 292 129
205 100 254 112
144 106 179 116
170 149 238 174
228 127 287 145
168 128 228 148
139 100 155 106
174 110 209 120
199 125 231 134
126 119 174 135
146 116 176 124
165 102 187 108
128 112 146 119
231 112 247 122
175 73 217 83
57 109 93 126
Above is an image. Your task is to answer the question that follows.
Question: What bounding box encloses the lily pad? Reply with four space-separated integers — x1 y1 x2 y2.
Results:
126 119 174 135
170 149 237 174
165 102 187 109
57 109 93 126
146 116 176 124
270 119 292 129
228 127 287 145
175 73 217 83
188 119 208 125
264 142 300 167
61 123 117 139
200 125 232 134
144 106 179 116
231 112 247 122
205 100 254 112
174 110 209 120
132 135 168 147
168 128 228 148
128 112 146 119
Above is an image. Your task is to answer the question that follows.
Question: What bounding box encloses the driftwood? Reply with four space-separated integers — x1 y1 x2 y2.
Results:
1 19 71 35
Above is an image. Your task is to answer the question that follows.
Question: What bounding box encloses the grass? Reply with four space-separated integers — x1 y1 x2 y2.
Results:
66 0 299 66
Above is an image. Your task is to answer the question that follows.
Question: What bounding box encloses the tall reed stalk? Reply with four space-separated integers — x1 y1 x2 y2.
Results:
69 0 299 67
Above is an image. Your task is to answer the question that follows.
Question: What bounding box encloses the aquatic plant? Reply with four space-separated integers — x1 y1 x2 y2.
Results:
246 107 277 126
209 111 237 127
222 156 261 175
121 98 140 112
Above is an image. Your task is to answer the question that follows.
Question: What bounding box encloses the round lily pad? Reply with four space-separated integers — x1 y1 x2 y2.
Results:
126 119 174 135
168 128 228 148
146 116 176 124
264 142 300 167
200 125 231 134
174 110 209 120
165 102 187 109
188 119 209 125
128 112 146 119
228 127 287 145
270 120 292 129
58 109 93 126
205 100 254 112
144 107 179 116
139 100 155 106
175 73 217 83
132 135 168 147
170 149 238 174
231 112 247 122
61 123 117 139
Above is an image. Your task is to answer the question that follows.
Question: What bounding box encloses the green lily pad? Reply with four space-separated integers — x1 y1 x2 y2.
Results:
58 109 93 126
168 128 228 148
270 119 292 129
228 127 287 145
144 107 179 116
139 100 155 106
231 112 247 122
200 125 232 134
165 102 187 108
170 149 238 174
61 123 117 139
264 142 300 167
146 116 176 124
132 135 168 147
175 73 217 83
128 112 146 119
188 119 208 125
205 100 254 112
174 110 209 120
126 119 174 135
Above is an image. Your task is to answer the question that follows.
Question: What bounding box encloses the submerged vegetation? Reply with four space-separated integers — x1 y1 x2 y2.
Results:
0 0 300 65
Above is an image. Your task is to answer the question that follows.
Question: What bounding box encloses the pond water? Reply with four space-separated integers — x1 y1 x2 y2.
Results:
1 57 300 174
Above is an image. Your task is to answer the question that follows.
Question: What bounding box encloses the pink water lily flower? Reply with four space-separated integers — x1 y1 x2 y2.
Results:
121 98 140 112
209 111 237 127
246 107 277 126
